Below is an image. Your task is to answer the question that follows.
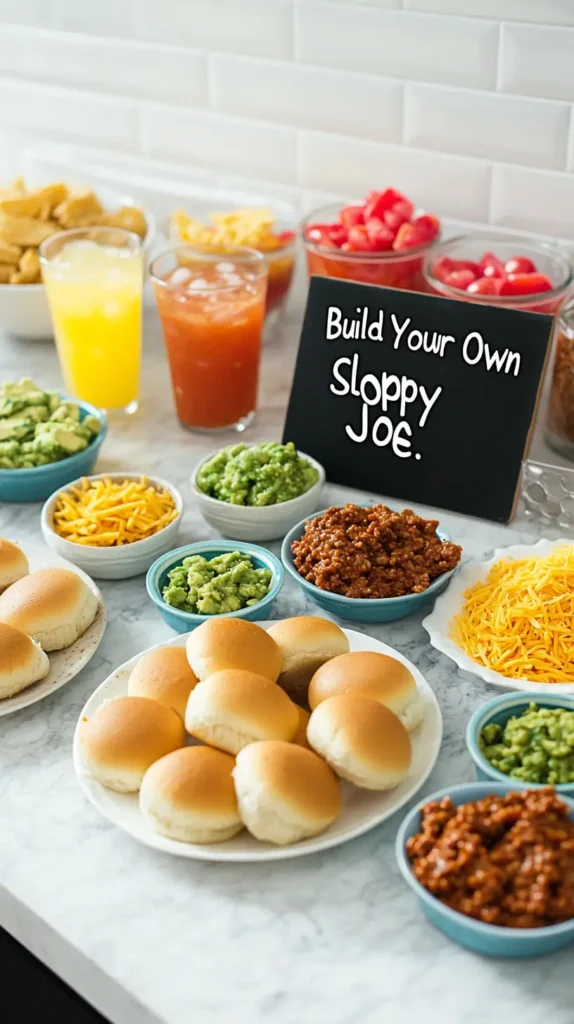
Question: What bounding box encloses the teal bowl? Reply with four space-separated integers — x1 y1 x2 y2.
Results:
0 397 107 502
396 781 574 957
146 540 284 633
281 509 457 623
466 692 574 797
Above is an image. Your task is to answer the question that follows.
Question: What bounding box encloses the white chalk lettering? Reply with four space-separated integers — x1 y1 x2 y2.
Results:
462 332 484 365
419 385 442 428
392 421 412 457
345 402 369 443
326 306 342 340
330 357 352 396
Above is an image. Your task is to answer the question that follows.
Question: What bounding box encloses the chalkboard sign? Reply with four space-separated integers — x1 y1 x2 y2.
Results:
283 276 554 522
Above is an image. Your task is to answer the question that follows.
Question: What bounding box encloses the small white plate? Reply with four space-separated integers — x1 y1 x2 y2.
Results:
423 537 574 693
0 542 106 716
73 626 442 862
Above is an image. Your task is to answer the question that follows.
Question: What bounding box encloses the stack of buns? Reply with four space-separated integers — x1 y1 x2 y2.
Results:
78 615 423 848
0 538 100 700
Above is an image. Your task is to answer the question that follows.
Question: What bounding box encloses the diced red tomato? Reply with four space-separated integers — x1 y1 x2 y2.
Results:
498 272 553 296
305 223 334 243
504 256 537 275
433 257 480 283
365 217 394 250
482 262 505 280
347 225 379 252
444 269 477 290
383 199 413 233
467 276 502 296
276 229 296 244
364 188 405 222
478 251 503 274
326 224 348 247
410 214 440 243
339 205 365 231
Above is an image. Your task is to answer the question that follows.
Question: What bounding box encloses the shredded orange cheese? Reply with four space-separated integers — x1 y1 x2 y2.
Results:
171 207 286 253
450 546 574 683
52 476 178 547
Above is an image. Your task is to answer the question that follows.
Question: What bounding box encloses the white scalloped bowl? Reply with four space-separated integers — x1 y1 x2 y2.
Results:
422 537 574 694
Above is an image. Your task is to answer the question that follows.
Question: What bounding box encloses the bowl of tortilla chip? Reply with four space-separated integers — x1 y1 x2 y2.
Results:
0 178 154 340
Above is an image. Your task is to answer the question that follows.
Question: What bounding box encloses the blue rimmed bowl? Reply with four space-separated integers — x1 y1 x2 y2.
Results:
281 509 457 623
396 781 574 957
146 540 284 633
466 692 574 797
0 397 107 502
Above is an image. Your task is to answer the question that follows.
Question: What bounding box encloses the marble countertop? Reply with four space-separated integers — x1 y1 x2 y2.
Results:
0 293 572 1024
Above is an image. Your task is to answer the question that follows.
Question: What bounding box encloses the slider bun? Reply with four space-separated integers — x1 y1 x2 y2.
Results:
308 651 423 731
292 705 311 749
0 538 28 593
140 746 242 844
0 568 98 651
307 695 411 790
186 618 281 682
233 740 341 846
185 669 298 755
267 616 350 706
78 696 185 793
0 621 50 699
128 646 198 721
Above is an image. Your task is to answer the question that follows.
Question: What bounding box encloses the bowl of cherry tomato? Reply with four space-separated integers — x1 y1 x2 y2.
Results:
302 188 441 294
424 235 572 314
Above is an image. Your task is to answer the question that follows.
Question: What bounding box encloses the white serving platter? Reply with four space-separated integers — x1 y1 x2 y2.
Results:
74 626 442 862
0 542 106 716
423 537 574 694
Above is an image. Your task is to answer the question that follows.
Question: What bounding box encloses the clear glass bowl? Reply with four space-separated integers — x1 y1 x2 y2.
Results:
302 203 440 294
424 234 572 315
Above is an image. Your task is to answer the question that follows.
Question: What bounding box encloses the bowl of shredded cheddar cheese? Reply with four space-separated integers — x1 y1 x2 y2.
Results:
41 473 183 579
423 538 574 692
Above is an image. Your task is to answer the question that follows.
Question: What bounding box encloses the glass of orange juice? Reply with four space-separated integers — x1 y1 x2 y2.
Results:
150 245 267 432
40 227 143 414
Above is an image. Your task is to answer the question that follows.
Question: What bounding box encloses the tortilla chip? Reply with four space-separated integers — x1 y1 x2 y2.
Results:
0 263 18 283
0 241 22 263
0 211 59 247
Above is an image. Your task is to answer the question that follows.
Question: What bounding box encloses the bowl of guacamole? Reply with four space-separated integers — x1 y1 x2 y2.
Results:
147 540 284 633
191 442 325 542
0 379 107 502
467 692 574 793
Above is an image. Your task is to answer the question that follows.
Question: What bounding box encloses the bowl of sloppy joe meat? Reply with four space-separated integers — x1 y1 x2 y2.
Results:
396 782 574 958
281 503 461 623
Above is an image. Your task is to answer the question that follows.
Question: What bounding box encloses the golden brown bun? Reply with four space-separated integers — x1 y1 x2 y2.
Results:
0 538 28 593
307 695 412 790
0 621 49 699
0 568 98 651
291 705 311 749
128 646 198 721
185 669 298 754
233 740 342 845
308 650 423 731
78 696 185 792
186 618 281 682
267 616 350 706
140 746 242 844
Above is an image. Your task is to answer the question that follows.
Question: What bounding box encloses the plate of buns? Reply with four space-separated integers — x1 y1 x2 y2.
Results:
0 538 105 715
74 616 442 860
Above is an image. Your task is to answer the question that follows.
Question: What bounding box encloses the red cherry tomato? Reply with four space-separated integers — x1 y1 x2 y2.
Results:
504 256 537 275
365 217 394 250
467 276 502 296
498 272 553 296
339 205 365 231
433 257 479 283
482 262 505 279
364 188 405 221
478 251 504 274
444 269 476 290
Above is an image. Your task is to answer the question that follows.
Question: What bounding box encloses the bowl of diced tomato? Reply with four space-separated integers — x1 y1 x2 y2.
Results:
424 235 572 315
302 188 441 294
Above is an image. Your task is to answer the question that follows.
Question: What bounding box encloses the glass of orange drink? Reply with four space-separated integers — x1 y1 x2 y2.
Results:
40 227 143 414
150 245 267 432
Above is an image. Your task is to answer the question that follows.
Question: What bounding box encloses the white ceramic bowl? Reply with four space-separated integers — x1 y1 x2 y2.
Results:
41 472 183 580
0 186 155 340
190 450 325 542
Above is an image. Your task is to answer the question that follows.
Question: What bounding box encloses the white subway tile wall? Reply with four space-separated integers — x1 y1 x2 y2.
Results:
0 0 572 236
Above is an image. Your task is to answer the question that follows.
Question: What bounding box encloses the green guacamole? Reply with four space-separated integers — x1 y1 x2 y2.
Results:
162 551 272 615
480 702 574 785
0 379 100 469
196 441 319 507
